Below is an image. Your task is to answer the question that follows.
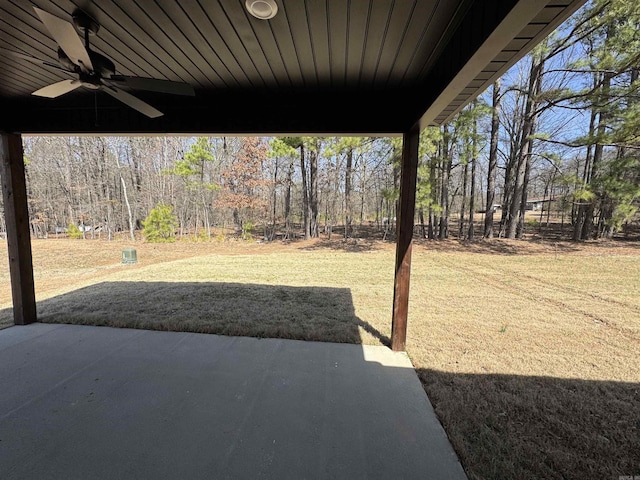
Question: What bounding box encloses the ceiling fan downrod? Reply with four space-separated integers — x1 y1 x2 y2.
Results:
72 9 98 73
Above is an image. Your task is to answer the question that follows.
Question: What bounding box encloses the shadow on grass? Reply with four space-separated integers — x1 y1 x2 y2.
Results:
0 307 12 330
298 238 382 253
417 368 640 479
36 282 390 347
413 238 584 255
414 235 640 256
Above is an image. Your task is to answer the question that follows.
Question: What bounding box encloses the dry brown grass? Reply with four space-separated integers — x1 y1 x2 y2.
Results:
1 236 638 479
407 241 640 479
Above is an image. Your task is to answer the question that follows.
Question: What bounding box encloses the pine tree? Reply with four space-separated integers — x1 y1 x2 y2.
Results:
569 0 640 239
142 204 178 242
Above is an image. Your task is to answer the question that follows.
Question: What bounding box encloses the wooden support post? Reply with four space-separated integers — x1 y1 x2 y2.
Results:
0 133 36 325
391 124 420 352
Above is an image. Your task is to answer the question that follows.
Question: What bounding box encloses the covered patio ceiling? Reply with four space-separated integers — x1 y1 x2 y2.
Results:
0 0 584 134
0 0 586 351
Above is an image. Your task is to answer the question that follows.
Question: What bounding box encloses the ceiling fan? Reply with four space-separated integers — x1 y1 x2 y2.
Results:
2 7 195 118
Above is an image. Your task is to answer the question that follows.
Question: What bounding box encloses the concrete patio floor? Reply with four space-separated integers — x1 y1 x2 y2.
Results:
0 323 466 479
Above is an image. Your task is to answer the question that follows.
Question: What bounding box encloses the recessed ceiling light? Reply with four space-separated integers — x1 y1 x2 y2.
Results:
246 0 278 20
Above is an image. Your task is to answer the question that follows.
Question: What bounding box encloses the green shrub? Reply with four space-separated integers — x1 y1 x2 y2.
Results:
142 204 178 242
241 222 254 241
526 219 540 227
68 223 83 239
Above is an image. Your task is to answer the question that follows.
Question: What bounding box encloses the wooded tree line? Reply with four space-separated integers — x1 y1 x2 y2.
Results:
16 135 401 241
2 0 638 242
484 0 640 240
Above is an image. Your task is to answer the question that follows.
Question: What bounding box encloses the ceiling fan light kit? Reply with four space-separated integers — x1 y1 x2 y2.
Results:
7 6 196 118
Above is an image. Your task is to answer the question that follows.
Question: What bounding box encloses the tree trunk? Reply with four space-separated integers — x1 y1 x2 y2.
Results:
128 139 142 231
271 157 278 241
345 147 353 239
484 79 500 238
573 97 597 240
438 125 452 239
499 146 516 237
507 52 544 239
359 160 366 227
310 145 319 238
120 174 135 242
106 182 113 241
516 60 544 239
468 137 477 241
507 152 526 239
516 153 532 238
459 160 469 240
427 152 437 239
284 158 293 238
299 144 311 240
581 71 612 240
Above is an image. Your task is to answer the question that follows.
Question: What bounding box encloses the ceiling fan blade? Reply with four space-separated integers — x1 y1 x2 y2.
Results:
33 7 93 72
102 85 164 118
0 48 69 72
32 79 82 98
109 75 195 96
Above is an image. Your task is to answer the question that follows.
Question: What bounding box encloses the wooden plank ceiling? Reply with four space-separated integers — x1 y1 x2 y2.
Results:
0 0 585 134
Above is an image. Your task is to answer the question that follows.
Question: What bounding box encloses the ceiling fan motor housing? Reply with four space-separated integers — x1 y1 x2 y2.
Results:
88 50 115 78
57 47 115 78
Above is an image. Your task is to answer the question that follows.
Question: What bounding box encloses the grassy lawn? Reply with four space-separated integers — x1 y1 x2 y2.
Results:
1 237 639 479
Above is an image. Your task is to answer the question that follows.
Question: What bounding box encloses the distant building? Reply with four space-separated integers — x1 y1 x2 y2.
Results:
525 197 555 211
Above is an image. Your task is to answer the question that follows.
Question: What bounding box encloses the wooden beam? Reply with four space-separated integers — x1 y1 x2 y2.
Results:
3 88 418 135
391 124 420 352
0 133 36 325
